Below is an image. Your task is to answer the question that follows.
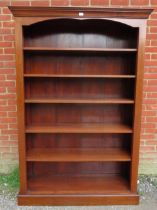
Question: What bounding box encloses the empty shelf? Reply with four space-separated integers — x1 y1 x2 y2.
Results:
27 148 131 162
24 47 137 52
25 98 134 104
28 174 130 195
24 74 136 78
25 124 133 134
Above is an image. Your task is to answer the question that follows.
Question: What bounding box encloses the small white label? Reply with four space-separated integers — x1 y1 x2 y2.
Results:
79 12 84 17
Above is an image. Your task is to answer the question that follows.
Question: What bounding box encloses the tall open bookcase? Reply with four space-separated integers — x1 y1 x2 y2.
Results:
10 7 152 206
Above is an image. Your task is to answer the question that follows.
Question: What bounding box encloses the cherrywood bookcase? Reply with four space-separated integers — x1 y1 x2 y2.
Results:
10 7 152 206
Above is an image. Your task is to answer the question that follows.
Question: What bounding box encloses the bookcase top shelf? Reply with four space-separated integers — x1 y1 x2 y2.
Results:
23 47 137 52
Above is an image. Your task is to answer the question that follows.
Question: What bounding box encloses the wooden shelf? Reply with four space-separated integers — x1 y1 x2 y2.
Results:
24 47 137 53
27 148 131 162
28 174 130 194
25 124 133 134
25 98 134 104
24 74 136 78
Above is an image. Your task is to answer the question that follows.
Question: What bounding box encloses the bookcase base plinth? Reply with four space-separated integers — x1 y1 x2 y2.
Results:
18 193 139 206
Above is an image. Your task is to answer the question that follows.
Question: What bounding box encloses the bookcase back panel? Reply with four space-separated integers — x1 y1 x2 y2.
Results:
23 19 138 49
25 104 133 126
25 78 134 99
27 162 130 177
26 134 131 150
24 53 136 75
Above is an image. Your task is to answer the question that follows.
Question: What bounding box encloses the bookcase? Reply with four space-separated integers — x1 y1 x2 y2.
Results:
10 7 152 206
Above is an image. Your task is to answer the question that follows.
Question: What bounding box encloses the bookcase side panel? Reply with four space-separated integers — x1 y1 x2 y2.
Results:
15 19 27 193
131 21 147 192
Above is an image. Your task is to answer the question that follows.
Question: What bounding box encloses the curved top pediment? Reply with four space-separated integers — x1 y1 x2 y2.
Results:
24 17 137 29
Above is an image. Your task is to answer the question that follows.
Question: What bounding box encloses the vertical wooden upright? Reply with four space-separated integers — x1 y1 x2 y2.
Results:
9 7 152 206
